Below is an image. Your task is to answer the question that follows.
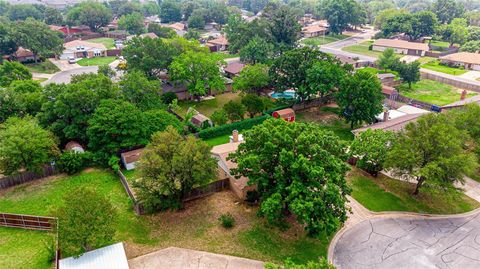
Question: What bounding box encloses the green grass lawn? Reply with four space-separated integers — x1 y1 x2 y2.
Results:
342 40 382 58
87 37 116 49
204 133 231 146
24 61 59 74
1 169 331 266
399 79 476 106
421 60 468 76
348 168 479 214
77 56 116 66
296 106 354 141
301 34 349 46
177 92 242 117
214 52 240 59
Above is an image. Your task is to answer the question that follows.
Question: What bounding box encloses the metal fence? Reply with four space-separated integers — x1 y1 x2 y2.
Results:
0 212 56 231
0 165 57 189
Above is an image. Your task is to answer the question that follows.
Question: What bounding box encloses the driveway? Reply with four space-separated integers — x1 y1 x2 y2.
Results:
332 211 480 269
128 247 264 269
43 66 98 85
459 71 480 82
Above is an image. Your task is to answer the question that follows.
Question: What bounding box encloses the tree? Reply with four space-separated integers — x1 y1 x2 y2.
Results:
445 18 468 47
229 119 350 235
187 11 206 29
461 41 480 53
386 113 477 195
467 27 480 42
211 109 228 126
0 117 59 175
66 1 112 31
184 29 201 40
57 187 116 257
122 36 177 78
7 4 43 21
116 1 142 17
119 71 163 111
0 22 18 58
223 100 246 122
87 99 148 163
336 70 384 129
430 0 465 24
266 258 336 269
11 18 63 62
323 0 365 34
135 126 217 212
409 11 438 40
374 8 408 30
0 61 32 87
160 0 182 23
396 61 420 89
232 64 269 94
450 104 480 144
262 5 301 48
350 129 395 176
376 48 400 71
0 80 45 122
143 109 183 137
118 12 145 35
147 23 176 38
241 94 265 118
98 65 116 78
239 36 273 64
44 6 63 25
169 51 226 99
306 60 347 98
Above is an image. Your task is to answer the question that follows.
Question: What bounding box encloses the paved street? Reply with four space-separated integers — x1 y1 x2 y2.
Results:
333 212 480 269
43 66 98 84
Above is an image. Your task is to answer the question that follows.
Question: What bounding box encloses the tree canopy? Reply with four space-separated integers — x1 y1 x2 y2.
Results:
118 12 145 35
232 64 270 94
66 1 113 31
350 129 395 176
0 61 32 87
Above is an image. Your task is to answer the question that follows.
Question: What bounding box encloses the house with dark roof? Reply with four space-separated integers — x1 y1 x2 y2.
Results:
120 148 144 171
206 36 229 52
223 62 245 78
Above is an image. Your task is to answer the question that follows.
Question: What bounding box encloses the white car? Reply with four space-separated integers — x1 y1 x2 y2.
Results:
68 57 77 64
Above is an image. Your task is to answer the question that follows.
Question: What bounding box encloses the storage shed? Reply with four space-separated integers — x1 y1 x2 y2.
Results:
120 148 144 171
272 108 295 122
59 242 129 269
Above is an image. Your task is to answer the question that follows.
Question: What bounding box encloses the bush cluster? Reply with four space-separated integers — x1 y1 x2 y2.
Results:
198 115 270 139
56 151 92 175
218 213 235 228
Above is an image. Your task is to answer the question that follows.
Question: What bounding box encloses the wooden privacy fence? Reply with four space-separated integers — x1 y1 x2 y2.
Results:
0 165 57 189
0 212 56 231
116 170 144 215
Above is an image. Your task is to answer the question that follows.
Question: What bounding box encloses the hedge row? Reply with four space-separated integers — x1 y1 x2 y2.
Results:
198 115 271 139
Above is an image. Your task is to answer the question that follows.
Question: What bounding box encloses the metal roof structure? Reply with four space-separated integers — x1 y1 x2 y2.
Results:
59 243 129 269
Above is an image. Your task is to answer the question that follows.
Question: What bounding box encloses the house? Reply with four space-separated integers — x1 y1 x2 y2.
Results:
13 47 35 63
439 52 480 71
167 22 186 36
272 108 295 122
301 24 328 38
60 40 107 60
120 148 144 171
337 55 371 68
59 242 129 269
211 137 255 199
353 113 425 135
441 95 480 111
376 73 396 86
127 32 158 40
223 62 245 78
372 39 429 56
375 105 429 122
206 36 229 52
64 141 85 153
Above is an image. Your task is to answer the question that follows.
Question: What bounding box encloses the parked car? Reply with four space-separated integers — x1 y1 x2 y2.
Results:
68 57 77 64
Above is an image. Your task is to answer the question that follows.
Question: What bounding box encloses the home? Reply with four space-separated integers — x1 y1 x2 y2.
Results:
372 39 429 56
211 134 255 200
353 113 425 135
272 108 295 122
13 47 35 63
223 61 245 78
206 35 229 52
167 22 186 36
337 55 371 68
59 242 129 269
120 148 144 171
439 52 480 71
376 73 396 86
60 40 107 60
301 24 328 38
441 94 480 111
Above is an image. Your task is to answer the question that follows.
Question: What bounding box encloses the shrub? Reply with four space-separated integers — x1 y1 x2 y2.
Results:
218 213 235 228
198 115 270 139
56 151 92 175
161 92 178 104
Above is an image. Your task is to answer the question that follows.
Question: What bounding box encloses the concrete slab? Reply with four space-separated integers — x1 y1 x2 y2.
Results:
459 71 480 82
128 247 264 269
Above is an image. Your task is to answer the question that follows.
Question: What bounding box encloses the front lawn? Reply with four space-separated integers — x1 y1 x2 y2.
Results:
296 106 354 141
87 37 116 49
399 79 476 106
348 168 479 214
24 61 60 74
1 169 332 266
421 60 467 76
301 34 349 46
77 56 116 66
177 92 242 117
342 40 382 58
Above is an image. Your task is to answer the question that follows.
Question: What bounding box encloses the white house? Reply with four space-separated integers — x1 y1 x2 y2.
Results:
60 40 107 60
372 39 429 56
440 52 480 71
59 242 129 269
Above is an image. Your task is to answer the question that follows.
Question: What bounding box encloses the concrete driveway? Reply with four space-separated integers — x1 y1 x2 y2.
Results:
128 247 264 269
332 211 480 269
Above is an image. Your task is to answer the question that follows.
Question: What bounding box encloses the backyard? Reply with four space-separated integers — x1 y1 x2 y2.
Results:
87 37 116 49
24 61 59 74
301 34 349 46
421 59 467 76
296 106 354 141
399 79 476 106
0 170 332 268
177 92 242 117
77 56 117 66
348 168 479 214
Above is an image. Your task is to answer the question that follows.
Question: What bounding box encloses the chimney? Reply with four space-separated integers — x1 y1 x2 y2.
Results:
383 109 389 122
232 130 239 143
461 90 467 101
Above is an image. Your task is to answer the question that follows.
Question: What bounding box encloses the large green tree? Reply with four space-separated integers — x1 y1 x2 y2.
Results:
160 0 182 23
57 187 116 257
169 51 226 99
0 80 44 122
322 0 366 34
396 61 421 89
66 1 112 31
376 48 400 71
0 117 59 175
0 21 18 58
386 113 477 195
44 6 64 25
118 12 145 35
350 129 395 176
0 61 32 87
229 119 350 235
7 4 43 21
306 60 347 98
119 70 163 111
135 126 217 212
336 70 384 129
147 23 176 38
232 64 270 94
430 0 465 24
239 36 273 65
261 4 301 49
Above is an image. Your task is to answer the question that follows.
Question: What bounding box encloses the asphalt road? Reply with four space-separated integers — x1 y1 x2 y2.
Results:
333 213 480 269
43 66 98 85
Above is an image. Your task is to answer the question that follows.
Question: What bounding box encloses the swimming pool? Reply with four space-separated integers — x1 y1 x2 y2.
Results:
270 91 296 99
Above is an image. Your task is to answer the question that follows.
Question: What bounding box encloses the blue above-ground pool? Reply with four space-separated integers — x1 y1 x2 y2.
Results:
270 91 296 99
